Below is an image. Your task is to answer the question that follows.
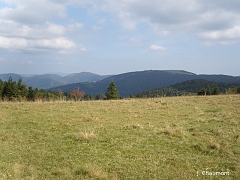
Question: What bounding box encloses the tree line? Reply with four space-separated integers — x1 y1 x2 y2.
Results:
0 77 63 101
135 79 240 98
0 77 121 101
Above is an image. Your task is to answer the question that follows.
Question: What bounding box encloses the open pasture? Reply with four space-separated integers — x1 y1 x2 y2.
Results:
0 95 239 179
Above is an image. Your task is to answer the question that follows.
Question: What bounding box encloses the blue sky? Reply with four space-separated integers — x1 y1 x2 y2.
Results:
0 0 240 76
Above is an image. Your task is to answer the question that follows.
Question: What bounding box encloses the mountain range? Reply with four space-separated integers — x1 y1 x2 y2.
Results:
47 70 240 97
1 70 240 97
0 72 111 89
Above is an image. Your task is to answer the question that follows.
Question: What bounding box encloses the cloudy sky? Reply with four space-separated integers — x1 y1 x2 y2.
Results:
0 0 239 76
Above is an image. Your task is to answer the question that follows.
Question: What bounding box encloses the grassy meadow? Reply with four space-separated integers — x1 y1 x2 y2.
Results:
0 95 239 179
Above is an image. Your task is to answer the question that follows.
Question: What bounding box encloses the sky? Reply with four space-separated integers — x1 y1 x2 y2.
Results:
0 0 240 76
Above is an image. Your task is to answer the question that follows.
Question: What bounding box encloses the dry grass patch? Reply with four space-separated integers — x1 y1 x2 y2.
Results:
75 130 97 141
75 163 109 180
124 122 144 129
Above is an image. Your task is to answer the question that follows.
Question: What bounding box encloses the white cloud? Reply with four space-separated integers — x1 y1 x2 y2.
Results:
79 47 87 52
1 0 240 57
0 20 66 39
0 36 28 49
150 45 166 51
0 36 77 53
200 26 240 41
0 1 83 53
130 38 140 43
98 18 106 24
0 0 66 24
85 0 240 44
117 11 138 30
46 22 66 36
67 23 84 31
34 38 76 50
92 25 103 31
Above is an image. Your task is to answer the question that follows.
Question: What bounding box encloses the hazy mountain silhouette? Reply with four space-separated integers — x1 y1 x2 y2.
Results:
47 70 240 97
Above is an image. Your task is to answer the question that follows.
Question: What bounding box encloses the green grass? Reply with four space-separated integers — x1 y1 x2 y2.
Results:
0 95 239 179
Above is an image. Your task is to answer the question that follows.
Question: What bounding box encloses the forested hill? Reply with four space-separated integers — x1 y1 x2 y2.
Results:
136 79 240 98
0 72 111 89
48 70 240 97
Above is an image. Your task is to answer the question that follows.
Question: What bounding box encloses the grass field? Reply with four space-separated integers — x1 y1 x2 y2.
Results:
0 95 239 179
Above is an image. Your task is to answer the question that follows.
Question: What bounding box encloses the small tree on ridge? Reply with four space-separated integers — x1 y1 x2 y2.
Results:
105 81 120 100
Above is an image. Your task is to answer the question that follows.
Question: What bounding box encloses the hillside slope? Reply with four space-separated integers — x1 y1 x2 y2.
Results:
48 70 240 97
0 72 111 89
0 73 22 82
136 79 240 97
61 72 111 84
23 74 64 89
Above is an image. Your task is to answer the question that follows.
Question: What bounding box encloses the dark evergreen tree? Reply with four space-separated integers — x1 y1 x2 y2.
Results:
27 86 36 101
237 86 240 94
129 95 134 98
206 86 211 95
198 89 206 96
2 77 18 101
0 79 3 99
17 78 28 100
105 81 121 100
83 94 91 100
95 94 106 100
212 84 220 95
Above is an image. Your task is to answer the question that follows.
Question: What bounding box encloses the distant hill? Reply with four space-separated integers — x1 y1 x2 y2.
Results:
0 73 22 82
61 72 111 84
136 79 240 97
197 74 240 83
22 74 64 89
0 72 111 89
48 70 240 97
